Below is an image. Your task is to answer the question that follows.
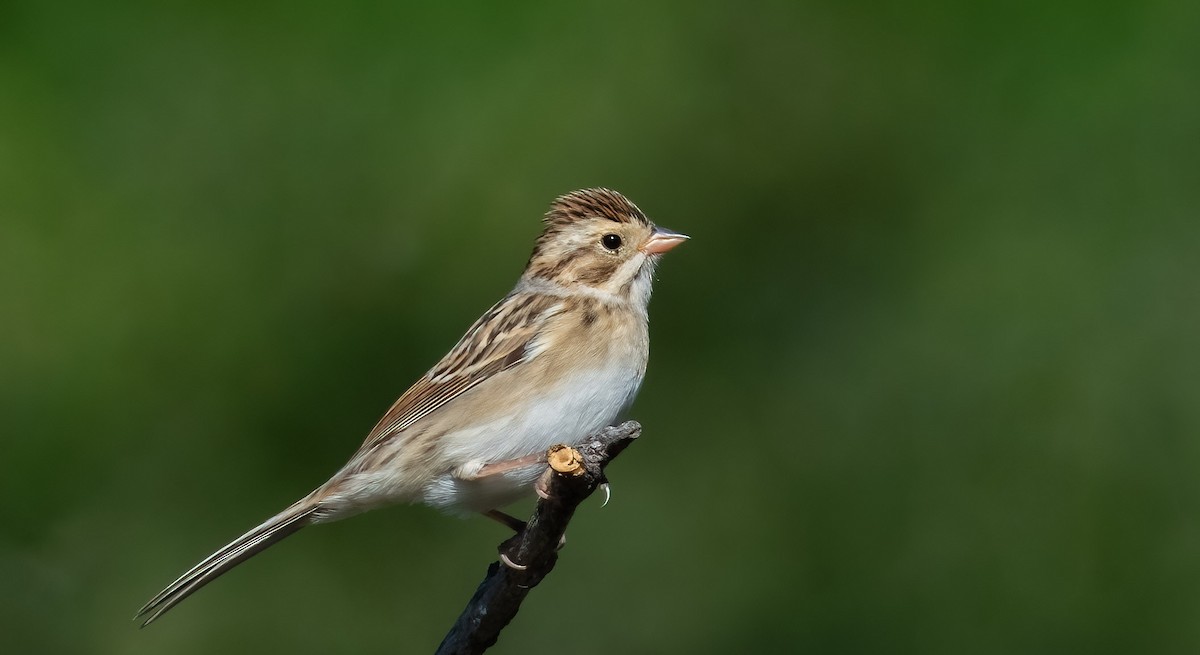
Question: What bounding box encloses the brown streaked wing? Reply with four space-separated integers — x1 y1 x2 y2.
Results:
354 292 562 456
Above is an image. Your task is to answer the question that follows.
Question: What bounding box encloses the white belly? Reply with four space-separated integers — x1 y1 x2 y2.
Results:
422 364 643 513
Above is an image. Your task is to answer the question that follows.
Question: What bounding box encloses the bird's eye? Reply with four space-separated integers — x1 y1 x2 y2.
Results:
601 234 622 250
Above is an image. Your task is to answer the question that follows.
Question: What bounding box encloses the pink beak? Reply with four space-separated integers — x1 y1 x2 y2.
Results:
640 227 690 255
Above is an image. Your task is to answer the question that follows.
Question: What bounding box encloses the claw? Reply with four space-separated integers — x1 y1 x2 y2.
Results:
599 482 611 507
499 552 528 571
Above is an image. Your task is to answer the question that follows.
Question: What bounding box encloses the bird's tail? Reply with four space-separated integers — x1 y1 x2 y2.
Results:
136 496 322 627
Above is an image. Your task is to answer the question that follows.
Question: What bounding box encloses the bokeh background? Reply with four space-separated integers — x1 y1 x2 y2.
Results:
3 1 1199 653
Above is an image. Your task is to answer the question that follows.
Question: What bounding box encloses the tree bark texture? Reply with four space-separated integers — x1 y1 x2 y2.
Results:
435 421 642 655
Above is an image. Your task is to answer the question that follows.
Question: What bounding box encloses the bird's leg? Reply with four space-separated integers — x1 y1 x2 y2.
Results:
456 453 544 481
484 504 569 548
484 510 533 571
534 467 553 500
483 472 569 571
484 509 526 533
470 445 589 569
489 519 568 571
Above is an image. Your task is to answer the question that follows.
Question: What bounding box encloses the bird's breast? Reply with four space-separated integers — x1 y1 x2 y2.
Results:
441 348 646 464
421 313 648 512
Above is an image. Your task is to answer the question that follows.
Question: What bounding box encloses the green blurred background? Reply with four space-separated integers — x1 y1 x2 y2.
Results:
3 1 1199 653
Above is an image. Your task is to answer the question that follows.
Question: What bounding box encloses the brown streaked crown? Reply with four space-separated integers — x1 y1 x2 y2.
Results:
544 188 649 228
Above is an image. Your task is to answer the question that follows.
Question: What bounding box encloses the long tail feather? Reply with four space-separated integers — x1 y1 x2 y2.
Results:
136 499 320 627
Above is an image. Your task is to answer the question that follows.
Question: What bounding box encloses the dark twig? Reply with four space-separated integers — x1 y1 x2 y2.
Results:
435 421 642 655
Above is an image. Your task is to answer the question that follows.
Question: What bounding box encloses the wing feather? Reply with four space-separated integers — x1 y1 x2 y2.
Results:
355 292 562 455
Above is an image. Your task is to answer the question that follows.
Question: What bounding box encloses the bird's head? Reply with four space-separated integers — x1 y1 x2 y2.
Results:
524 188 688 303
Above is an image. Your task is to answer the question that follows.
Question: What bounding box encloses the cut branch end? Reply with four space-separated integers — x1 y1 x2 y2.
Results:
546 445 585 476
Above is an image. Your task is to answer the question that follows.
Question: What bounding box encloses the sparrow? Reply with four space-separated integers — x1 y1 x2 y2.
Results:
136 188 687 626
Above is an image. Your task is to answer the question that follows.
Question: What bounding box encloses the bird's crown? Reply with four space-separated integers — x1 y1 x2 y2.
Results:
544 188 649 228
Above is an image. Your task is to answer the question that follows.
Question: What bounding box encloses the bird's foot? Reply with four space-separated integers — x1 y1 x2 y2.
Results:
499 552 528 571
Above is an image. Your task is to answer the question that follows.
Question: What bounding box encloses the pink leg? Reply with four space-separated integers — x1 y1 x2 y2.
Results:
484 509 526 533
460 453 544 480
